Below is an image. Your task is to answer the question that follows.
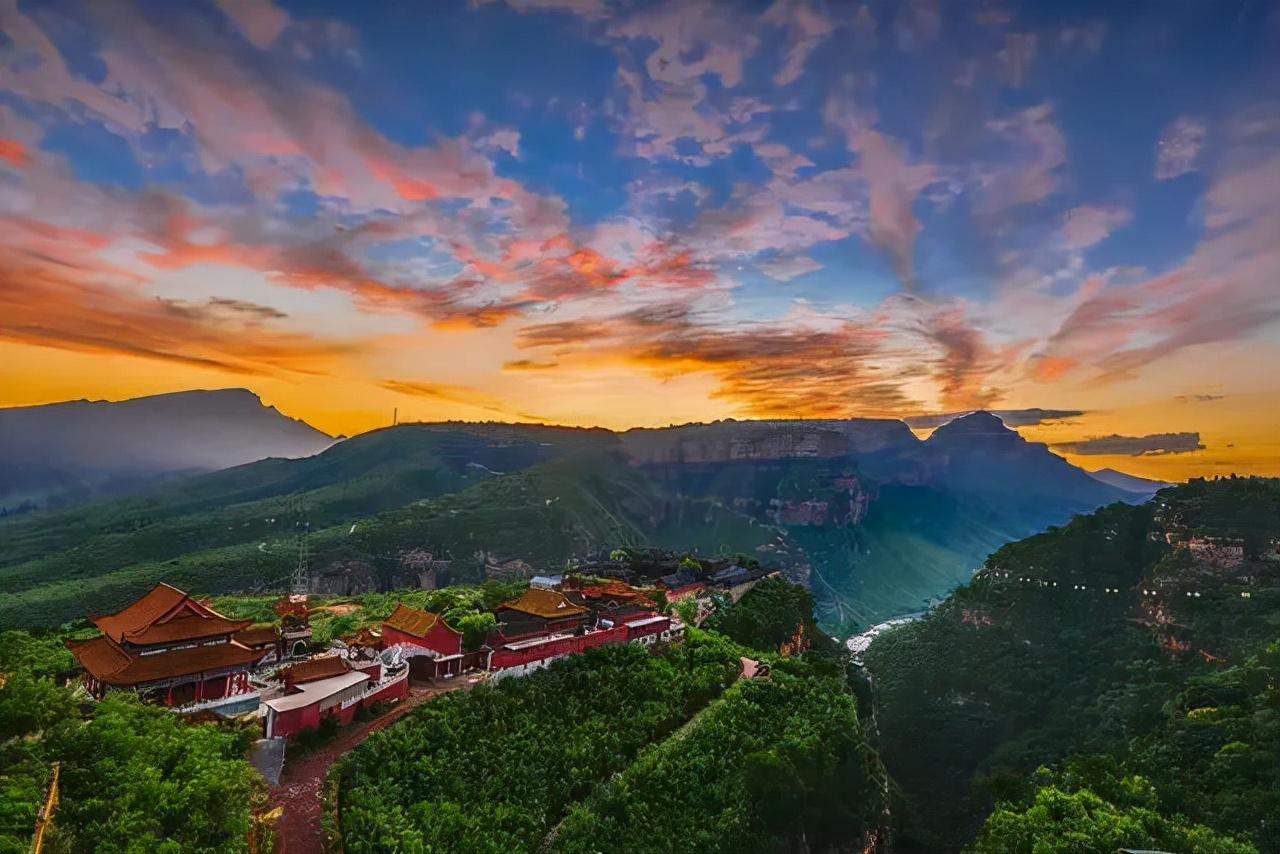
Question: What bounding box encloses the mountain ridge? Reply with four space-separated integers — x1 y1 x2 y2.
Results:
0 388 335 513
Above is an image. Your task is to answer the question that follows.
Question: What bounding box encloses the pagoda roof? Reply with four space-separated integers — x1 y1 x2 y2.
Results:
90 582 188 641
89 582 248 646
67 635 264 687
278 656 349 685
498 587 589 619
263 671 369 714
124 614 253 646
383 603 460 638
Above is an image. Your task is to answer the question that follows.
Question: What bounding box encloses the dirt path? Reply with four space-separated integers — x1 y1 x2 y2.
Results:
269 679 474 854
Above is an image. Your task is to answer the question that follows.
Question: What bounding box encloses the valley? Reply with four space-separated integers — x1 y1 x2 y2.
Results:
0 408 1145 636
1 476 1276 853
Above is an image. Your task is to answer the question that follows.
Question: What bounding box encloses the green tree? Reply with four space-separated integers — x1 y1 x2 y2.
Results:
971 780 1256 854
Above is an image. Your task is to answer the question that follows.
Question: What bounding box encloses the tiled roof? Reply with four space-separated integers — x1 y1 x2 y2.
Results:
659 569 701 589
273 595 310 620
90 582 188 642
582 581 654 607
65 635 132 680
344 626 382 648
263 671 369 713
383 603 460 638
125 614 252 646
234 625 281 647
499 587 589 619
68 636 264 686
278 656 349 685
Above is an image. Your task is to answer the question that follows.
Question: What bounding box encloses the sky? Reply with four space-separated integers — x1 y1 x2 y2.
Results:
1 0 1277 481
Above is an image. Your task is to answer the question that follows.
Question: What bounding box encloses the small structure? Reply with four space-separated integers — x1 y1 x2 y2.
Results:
529 574 563 590
494 587 590 638
262 653 408 739
66 582 264 709
381 603 465 679
481 552 536 583
343 626 383 662
274 594 312 659
277 655 349 690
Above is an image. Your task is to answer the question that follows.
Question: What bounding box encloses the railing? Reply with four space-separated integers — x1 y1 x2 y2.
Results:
339 667 409 711
172 689 262 714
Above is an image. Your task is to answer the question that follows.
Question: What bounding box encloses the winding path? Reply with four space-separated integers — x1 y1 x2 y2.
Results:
269 680 473 854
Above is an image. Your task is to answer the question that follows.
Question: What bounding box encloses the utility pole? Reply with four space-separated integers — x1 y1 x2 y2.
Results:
30 761 59 854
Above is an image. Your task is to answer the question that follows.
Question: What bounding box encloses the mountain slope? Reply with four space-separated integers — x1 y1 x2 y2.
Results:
0 424 620 624
1087 466 1171 495
0 411 1153 633
0 389 335 513
864 476 1280 853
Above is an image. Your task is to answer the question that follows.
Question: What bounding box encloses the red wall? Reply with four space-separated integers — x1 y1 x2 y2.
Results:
488 617 670 671
270 673 409 738
382 621 462 657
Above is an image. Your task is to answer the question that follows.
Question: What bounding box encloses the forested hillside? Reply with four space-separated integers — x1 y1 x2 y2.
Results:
336 583 884 854
864 477 1280 853
0 675 261 854
0 414 1141 635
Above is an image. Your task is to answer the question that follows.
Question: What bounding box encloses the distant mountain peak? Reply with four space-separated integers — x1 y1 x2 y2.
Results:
926 410 1021 443
0 388 335 513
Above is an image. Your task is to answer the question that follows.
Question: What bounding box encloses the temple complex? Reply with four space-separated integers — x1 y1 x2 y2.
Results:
66 582 265 708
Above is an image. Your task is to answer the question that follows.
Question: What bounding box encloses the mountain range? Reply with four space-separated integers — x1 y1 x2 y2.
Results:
0 391 1157 633
0 389 335 514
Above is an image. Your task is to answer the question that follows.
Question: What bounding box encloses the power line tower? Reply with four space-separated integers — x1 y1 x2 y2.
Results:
291 504 310 597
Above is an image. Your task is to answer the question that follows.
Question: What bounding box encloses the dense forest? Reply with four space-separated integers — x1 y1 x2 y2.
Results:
2 477 1277 853
0 673 261 854
337 614 884 854
865 477 1280 853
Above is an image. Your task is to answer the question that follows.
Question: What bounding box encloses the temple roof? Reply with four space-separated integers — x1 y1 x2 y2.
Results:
67 635 264 686
90 582 189 642
89 582 248 646
126 614 253 646
344 626 383 648
581 580 654 606
278 656 349 685
383 603 460 638
499 587 589 619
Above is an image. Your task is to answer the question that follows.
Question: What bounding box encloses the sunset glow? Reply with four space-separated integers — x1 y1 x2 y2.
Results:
2 0 1277 480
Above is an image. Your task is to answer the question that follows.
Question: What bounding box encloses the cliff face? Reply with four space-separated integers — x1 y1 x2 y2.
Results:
619 418 917 464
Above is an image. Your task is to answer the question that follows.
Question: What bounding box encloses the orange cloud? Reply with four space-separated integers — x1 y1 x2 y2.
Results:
0 139 27 166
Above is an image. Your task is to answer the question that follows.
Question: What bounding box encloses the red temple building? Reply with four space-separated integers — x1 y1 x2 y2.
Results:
262 653 409 739
66 582 266 708
566 579 656 623
494 587 590 638
381 603 466 679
